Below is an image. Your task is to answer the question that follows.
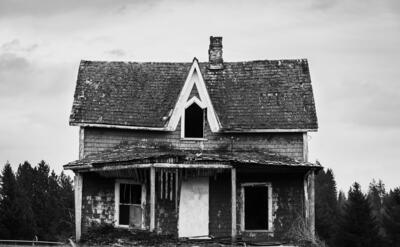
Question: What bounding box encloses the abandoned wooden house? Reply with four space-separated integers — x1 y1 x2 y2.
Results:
64 36 320 242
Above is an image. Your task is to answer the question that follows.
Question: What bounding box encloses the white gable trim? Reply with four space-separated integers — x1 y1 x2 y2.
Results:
166 58 220 132
185 96 205 109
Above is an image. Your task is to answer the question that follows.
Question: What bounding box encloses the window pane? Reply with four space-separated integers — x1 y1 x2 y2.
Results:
184 103 204 138
120 183 141 204
245 186 269 230
119 204 130 225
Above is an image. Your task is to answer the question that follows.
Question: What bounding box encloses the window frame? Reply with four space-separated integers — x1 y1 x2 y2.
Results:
240 182 273 232
181 97 207 140
114 179 146 229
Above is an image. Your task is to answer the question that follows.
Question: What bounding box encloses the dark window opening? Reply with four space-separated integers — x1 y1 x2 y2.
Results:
120 183 141 204
184 103 204 138
119 183 142 227
244 186 269 230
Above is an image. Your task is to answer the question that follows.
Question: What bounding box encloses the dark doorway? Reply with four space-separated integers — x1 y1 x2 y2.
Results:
184 103 204 138
244 186 269 230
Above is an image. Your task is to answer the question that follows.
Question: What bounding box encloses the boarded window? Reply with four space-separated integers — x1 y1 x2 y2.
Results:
244 186 269 230
118 183 142 227
184 103 204 138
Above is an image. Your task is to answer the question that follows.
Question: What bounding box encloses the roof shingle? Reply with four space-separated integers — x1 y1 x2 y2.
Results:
63 142 321 170
70 59 318 131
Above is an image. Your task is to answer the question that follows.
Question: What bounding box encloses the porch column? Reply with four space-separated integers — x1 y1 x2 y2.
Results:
309 170 315 241
150 167 156 231
304 169 315 242
74 172 83 241
231 167 237 241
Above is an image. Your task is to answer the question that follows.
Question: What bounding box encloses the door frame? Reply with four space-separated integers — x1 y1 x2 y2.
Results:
240 182 273 232
114 179 146 229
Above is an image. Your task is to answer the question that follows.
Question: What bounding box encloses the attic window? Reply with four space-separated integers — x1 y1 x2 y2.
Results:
184 103 204 138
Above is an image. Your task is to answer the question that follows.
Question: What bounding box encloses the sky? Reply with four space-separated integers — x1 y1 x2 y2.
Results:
0 0 399 192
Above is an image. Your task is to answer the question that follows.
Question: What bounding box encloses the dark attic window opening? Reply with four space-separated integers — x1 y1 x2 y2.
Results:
184 103 204 138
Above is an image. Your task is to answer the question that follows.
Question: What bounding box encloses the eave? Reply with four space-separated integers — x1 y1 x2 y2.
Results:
70 122 317 133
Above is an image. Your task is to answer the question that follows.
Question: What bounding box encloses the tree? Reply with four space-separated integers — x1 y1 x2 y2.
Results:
335 182 382 247
0 161 74 241
337 190 347 215
0 162 35 239
368 179 386 238
0 162 17 238
382 188 400 246
57 171 74 238
315 168 338 246
32 160 52 240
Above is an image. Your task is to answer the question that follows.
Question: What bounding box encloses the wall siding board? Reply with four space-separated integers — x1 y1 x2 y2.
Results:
83 122 304 161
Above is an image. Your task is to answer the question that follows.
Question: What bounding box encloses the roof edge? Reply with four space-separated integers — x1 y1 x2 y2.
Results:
70 122 318 133
70 122 167 131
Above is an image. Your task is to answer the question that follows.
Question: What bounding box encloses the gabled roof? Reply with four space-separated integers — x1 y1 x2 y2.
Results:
63 142 321 171
70 59 318 131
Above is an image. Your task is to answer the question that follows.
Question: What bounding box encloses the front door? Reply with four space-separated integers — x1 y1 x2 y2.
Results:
178 177 209 237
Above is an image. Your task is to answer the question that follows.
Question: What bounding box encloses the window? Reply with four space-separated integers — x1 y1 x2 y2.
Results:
184 103 204 138
241 183 273 231
115 181 144 228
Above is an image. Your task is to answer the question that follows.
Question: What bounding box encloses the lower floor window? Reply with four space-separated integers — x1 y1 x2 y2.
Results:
115 181 144 228
241 183 273 231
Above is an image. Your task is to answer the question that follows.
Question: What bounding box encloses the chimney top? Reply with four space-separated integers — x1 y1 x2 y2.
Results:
208 36 223 70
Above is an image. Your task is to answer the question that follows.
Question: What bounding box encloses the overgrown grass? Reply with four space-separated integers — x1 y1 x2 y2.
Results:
284 216 328 247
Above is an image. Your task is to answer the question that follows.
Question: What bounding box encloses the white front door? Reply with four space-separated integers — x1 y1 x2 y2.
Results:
178 177 209 237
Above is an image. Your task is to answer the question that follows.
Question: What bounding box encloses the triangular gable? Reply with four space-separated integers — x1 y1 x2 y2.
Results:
166 58 221 132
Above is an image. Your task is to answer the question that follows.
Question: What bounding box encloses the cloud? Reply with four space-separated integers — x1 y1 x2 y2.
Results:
0 0 161 18
105 49 126 57
1 39 38 53
0 53 30 71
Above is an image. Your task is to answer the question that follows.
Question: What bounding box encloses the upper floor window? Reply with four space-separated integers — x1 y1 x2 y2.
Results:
184 103 204 138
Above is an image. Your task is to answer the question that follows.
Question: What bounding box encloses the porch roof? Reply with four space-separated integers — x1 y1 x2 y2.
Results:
64 142 321 171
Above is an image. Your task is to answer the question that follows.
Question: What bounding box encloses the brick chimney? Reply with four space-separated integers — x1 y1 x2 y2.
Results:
208 36 223 70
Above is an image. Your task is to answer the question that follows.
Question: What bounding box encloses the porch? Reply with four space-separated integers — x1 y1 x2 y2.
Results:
65 145 319 242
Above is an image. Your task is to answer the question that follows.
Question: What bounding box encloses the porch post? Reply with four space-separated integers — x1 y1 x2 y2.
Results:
150 167 156 231
231 167 237 241
309 170 315 242
74 173 83 241
304 169 315 242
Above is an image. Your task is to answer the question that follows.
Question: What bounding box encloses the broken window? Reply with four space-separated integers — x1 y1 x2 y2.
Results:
184 103 204 138
118 183 142 227
242 184 272 231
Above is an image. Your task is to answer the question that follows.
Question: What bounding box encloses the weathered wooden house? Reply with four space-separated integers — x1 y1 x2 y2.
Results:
64 36 320 243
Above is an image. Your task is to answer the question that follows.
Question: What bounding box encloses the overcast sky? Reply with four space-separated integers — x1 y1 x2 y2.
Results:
0 0 399 192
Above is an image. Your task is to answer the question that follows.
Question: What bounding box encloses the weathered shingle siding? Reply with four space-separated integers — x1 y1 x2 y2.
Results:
82 123 305 162
238 172 305 240
81 173 115 233
207 171 306 240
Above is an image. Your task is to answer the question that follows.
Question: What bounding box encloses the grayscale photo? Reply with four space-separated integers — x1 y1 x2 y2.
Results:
0 0 399 246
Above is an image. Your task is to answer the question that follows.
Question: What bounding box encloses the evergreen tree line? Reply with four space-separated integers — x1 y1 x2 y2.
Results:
0 161 74 241
315 168 400 247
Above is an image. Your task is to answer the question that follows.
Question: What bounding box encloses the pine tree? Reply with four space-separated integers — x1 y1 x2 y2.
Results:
382 188 400 247
368 179 386 238
0 162 35 239
315 168 338 246
32 160 51 240
57 171 74 238
0 162 17 238
338 190 347 215
335 182 382 247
